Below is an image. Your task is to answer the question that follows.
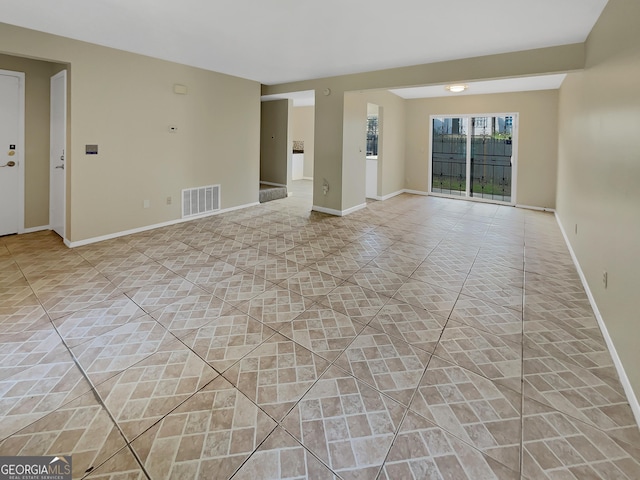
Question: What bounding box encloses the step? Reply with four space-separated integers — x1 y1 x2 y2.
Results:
259 184 288 203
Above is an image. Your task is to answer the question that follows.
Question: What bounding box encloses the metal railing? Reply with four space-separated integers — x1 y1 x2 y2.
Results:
431 158 512 201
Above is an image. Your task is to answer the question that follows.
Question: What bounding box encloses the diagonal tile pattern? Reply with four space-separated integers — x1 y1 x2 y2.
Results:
523 343 640 446
434 321 523 393
237 285 315 331
410 357 522 471
131 375 276 480
380 410 519 479
0 182 637 479
0 390 126 478
224 333 330 421
232 427 338 479
522 398 640 479
368 299 446 353
182 312 276 372
95 347 218 441
334 326 431 405
278 304 366 361
281 365 405 480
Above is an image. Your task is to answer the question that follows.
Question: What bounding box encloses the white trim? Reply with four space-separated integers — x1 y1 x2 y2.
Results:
50 70 67 242
465 118 471 197
555 213 640 428
66 201 260 248
222 201 260 213
312 205 342 216
380 190 404 201
427 190 514 207
402 189 429 196
260 181 287 187
21 225 50 234
511 115 519 205
1 69 26 234
516 204 555 212
302 176 313 180
312 203 367 216
343 203 367 215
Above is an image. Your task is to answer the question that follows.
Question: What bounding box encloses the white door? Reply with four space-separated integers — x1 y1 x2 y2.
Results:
0 71 24 237
50 70 66 238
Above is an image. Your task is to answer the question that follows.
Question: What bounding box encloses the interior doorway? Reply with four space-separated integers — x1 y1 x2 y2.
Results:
365 103 380 199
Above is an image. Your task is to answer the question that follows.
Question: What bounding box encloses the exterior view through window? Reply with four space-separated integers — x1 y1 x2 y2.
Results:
430 114 516 204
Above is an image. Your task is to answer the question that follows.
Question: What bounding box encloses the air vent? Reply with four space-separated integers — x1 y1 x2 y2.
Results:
182 185 220 218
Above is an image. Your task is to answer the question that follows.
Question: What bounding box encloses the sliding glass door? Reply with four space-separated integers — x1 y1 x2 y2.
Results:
430 114 516 204
431 117 468 196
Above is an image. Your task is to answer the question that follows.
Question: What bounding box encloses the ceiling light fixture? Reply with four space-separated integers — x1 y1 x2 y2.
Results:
446 84 468 93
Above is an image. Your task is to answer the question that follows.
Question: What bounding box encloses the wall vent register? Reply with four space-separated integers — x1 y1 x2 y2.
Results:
182 185 220 218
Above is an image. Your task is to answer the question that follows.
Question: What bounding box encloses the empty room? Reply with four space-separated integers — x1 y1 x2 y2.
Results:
0 0 638 478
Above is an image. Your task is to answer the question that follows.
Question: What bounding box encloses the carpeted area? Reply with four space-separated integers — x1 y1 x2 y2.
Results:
259 183 287 203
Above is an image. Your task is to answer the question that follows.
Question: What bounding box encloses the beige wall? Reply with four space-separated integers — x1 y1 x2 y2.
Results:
260 99 291 186
556 0 640 399
0 23 261 243
0 53 66 228
263 44 584 212
342 93 367 209
291 106 314 178
405 90 559 208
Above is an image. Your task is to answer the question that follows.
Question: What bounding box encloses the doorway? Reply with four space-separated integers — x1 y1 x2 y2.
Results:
50 70 67 239
0 70 25 236
429 113 517 204
365 103 380 199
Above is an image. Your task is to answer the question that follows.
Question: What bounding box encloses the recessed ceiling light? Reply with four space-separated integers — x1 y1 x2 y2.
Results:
446 84 468 93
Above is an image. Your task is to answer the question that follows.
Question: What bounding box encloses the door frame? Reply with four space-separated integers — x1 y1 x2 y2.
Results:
50 69 67 240
428 112 519 206
0 69 26 234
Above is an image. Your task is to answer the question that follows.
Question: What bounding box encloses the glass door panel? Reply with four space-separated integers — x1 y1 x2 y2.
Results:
470 115 513 202
431 117 467 196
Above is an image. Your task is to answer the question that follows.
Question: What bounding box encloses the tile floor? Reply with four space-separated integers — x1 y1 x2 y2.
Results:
1 180 639 479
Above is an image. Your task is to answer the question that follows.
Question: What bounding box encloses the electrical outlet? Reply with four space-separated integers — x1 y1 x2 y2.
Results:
322 179 329 195
603 271 608 289
166 196 172 205
143 199 150 209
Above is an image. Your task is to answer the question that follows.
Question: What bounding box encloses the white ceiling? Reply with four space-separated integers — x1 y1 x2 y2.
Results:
390 74 568 99
0 0 608 85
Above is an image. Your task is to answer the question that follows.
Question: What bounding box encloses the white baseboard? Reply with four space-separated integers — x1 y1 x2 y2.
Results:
402 189 429 196
67 201 260 248
312 202 367 216
381 190 405 201
517 203 556 212
342 203 367 216
21 225 50 234
555 213 640 428
366 190 405 202
312 205 342 216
